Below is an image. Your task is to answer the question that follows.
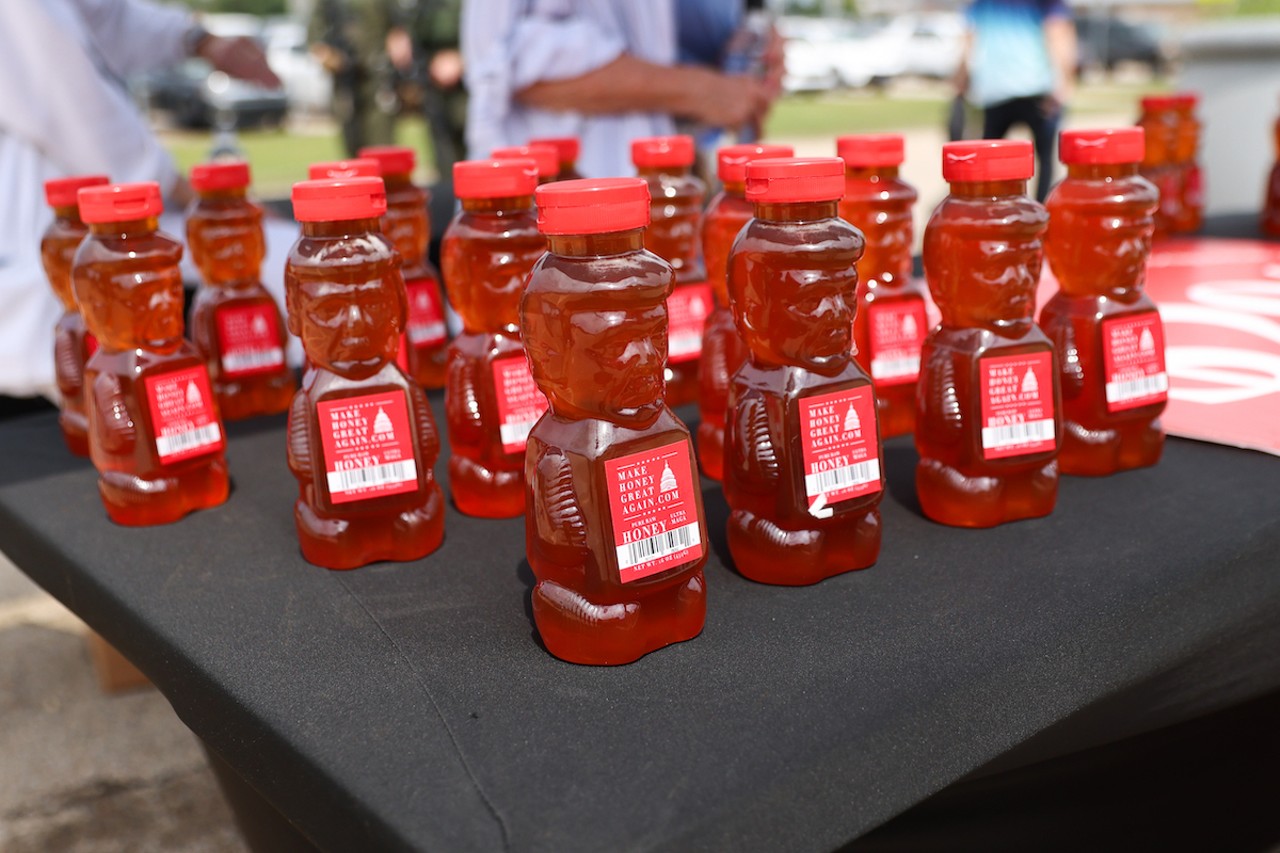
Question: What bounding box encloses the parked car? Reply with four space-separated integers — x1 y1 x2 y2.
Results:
1075 14 1170 76
263 18 333 114
780 16 907 92
899 12 966 80
136 57 289 129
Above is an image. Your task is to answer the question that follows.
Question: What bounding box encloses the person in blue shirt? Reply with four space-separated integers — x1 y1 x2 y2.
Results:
957 0 1078 201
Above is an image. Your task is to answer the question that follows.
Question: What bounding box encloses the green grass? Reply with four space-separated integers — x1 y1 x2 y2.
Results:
163 116 438 198
160 80 1162 196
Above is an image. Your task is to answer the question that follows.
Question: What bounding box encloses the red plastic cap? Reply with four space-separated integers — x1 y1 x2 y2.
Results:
836 133 905 168
631 135 695 169
454 158 539 199
529 136 581 164
941 140 1034 182
745 157 845 203
358 145 416 176
190 160 251 192
291 177 387 222
1059 127 1146 165
1140 91 1197 111
308 158 381 180
536 178 650 235
45 174 109 208
78 182 163 223
717 143 794 183
492 144 559 178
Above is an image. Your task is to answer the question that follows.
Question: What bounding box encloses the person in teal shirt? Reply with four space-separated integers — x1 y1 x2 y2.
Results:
957 0 1078 201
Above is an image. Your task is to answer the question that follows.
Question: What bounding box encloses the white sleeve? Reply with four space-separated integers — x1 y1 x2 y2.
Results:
0 0 179 193
69 0 193 79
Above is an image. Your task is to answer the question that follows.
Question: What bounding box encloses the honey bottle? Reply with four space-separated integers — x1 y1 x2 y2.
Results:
1137 95 1182 238
1040 128 1165 476
529 136 584 181
359 145 450 389
521 178 708 665
696 142 793 480
1171 92 1203 234
1264 101 1280 238
492 144 560 184
186 161 295 420
284 177 445 569
917 140 1060 528
41 174 109 456
442 159 548 518
837 133 925 438
724 157 882 585
73 182 229 526
631 135 711 407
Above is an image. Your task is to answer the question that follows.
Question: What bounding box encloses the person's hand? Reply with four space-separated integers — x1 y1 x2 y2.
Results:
428 49 464 89
684 67 773 130
387 27 414 72
760 25 786 103
198 35 281 89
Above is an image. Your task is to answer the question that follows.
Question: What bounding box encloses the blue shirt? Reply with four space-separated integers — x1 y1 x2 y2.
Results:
965 0 1070 107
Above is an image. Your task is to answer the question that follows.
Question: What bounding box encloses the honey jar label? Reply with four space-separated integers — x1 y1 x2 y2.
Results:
1103 311 1168 412
318 390 418 504
867 297 927 385
605 441 704 583
216 303 285 378
404 277 448 348
979 352 1057 459
145 366 224 464
492 355 549 454
667 282 713 364
799 385 882 516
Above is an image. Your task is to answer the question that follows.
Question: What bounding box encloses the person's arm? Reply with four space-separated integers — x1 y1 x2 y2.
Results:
1044 12 1078 107
516 54 771 130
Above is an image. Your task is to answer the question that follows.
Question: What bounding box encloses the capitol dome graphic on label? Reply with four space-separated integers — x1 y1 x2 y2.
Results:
901 313 917 338
373 406 394 435
659 462 678 493
843 403 861 432
1139 327 1155 352
252 314 269 336
1021 368 1039 396
186 381 202 407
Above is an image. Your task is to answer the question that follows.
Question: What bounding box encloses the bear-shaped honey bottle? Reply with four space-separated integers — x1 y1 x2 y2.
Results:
916 140 1061 527
723 157 884 585
73 182 230 525
284 177 445 569
521 178 708 665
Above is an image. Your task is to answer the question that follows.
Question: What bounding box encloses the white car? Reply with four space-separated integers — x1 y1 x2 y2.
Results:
780 16 908 92
262 18 333 114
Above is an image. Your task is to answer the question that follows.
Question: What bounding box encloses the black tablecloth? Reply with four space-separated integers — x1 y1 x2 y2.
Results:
2 399 1279 852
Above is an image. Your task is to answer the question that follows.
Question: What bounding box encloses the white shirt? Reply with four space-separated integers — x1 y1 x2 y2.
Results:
462 0 678 180
0 0 191 398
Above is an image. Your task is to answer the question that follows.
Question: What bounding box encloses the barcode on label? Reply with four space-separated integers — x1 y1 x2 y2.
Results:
407 321 447 346
616 521 700 572
223 347 284 374
870 356 919 381
156 423 222 458
499 420 537 449
669 333 703 361
804 459 881 497
1106 373 1168 404
327 460 417 495
982 418 1055 450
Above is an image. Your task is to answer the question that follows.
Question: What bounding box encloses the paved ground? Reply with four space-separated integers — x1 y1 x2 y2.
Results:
0 551 247 852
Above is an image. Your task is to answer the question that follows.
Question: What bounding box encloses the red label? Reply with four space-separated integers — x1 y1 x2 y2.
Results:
492 355 549 454
667 282 713 363
404 277 448 348
868 298 927 385
215 303 285 378
979 352 1057 460
798 386 882 516
144 366 224 464
318 391 419 504
604 441 704 583
84 332 99 358
1103 311 1168 412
